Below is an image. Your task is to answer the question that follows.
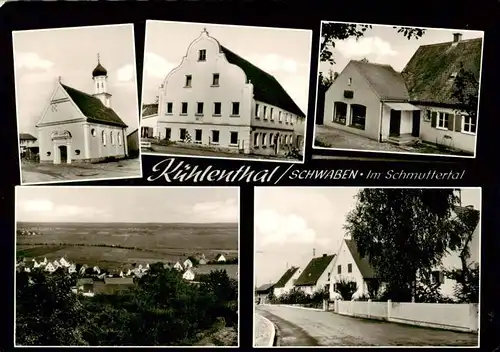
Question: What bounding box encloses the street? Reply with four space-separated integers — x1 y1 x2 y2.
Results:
21 158 142 184
256 305 478 347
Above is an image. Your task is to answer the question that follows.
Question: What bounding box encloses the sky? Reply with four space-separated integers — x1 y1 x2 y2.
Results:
13 24 140 135
142 20 312 115
254 187 481 287
318 22 484 75
16 187 239 223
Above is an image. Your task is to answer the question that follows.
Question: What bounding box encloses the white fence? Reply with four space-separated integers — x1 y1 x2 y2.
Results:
335 300 478 333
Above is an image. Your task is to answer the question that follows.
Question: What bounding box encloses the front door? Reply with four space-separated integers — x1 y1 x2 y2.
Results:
59 146 67 164
412 110 421 137
389 109 401 137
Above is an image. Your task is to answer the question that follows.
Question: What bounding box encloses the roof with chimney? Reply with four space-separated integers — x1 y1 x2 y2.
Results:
344 239 377 279
401 34 483 105
19 133 37 141
273 267 299 288
294 254 335 286
347 60 410 101
60 84 128 128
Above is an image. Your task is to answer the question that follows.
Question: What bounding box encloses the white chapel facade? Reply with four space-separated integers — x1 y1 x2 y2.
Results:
141 29 306 156
36 55 129 164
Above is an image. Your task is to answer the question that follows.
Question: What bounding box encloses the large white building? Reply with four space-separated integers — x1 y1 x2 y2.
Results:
141 29 306 156
36 56 128 164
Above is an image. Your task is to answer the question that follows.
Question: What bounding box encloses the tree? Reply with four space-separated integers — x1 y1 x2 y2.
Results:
344 189 464 302
366 278 381 300
334 279 358 300
451 63 479 131
316 69 338 124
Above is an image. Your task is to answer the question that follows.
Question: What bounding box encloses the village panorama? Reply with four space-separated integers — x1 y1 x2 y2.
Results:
15 186 239 347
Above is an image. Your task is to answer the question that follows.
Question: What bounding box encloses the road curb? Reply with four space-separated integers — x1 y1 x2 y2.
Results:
273 304 323 312
256 314 276 347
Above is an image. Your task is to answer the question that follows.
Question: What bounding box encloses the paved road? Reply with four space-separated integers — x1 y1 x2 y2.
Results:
256 305 478 347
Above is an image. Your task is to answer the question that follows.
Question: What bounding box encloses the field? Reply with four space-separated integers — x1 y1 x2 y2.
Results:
16 222 238 271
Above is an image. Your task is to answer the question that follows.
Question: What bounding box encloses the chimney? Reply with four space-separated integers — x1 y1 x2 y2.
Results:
453 33 462 43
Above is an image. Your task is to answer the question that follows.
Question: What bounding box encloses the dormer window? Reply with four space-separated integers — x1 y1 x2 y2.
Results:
198 49 206 61
185 75 192 88
348 77 352 86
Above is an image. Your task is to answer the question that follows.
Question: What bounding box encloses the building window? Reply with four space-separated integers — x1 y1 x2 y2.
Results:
195 129 202 143
118 132 122 145
462 115 476 134
231 102 240 116
263 106 267 120
333 102 347 124
212 73 219 86
269 133 274 146
278 111 282 123
270 107 274 121
337 265 341 274
198 49 206 61
437 112 450 129
102 131 106 146
165 128 171 140
261 133 267 147
347 263 352 273
213 102 221 116
350 104 367 130
255 104 260 118
166 102 173 114
431 270 445 285
229 131 238 145
46 151 51 156
196 102 204 115
348 77 352 86
110 132 114 145
91 128 96 137
75 149 80 155
211 130 219 144
253 133 259 147
185 75 192 88
327 272 331 281
180 128 187 140
181 102 188 115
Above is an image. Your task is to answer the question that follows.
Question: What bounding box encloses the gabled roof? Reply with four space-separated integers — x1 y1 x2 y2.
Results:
294 254 335 286
273 267 299 288
19 133 36 141
255 283 275 293
401 38 483 105
142 103 159 117
61 84 128 128
220 46 305 117
349 60 409 101
344 239 376 279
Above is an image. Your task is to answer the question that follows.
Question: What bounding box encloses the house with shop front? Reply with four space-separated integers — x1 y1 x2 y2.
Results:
36 56 129 164
293 253 336 295
329 238 380 300
141 29 306 157
272 266 302 298
401 33 482 155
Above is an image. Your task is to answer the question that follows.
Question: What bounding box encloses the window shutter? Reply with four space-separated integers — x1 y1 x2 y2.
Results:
447 114 455 131
431 111 437 127
455 114 463 132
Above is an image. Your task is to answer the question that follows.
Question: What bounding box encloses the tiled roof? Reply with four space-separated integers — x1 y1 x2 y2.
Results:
220 46 305 117
349 60 409 101
401 38 483 105
61 84 128 128
273 267 299 288
294 254 335 286
19 133 36 140
255 283 275 293
142 103 159 117
344 239 376 279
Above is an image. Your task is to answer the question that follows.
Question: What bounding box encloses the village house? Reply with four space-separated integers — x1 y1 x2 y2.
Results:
322 33 482 155
215 254 226 263
183 258 193 269
126 128 140 158
174 262 184 271
182 268 195 281
401 33 482 155
36 55 129 164
255 283 275 304
19 133 39 159
329 238 379 300
272 266 302 298
141 29 306 156
293 253 336 295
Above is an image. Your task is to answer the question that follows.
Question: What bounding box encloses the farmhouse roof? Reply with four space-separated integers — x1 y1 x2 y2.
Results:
142 103 159 118
294 254 335 286
19 133 37 141
193 264 239 280
255 283 275 293
344 239 377 279
61 84 128 128
349 60 409 101
273 267 299 288
401 37 483 105
219 45 305 117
